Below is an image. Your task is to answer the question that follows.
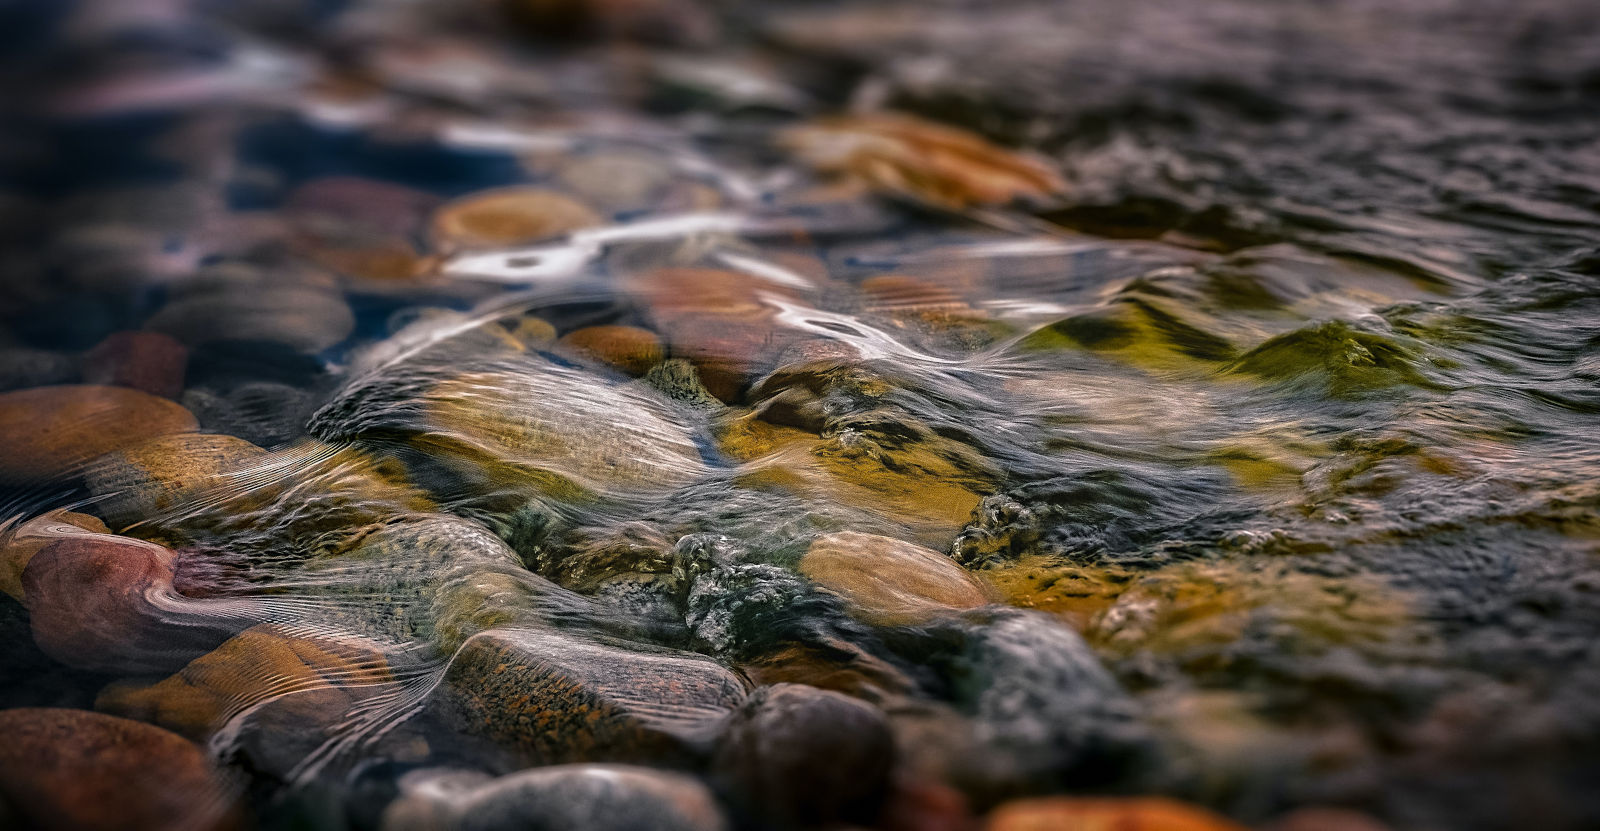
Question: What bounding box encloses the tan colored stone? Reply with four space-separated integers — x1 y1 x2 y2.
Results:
98 623 394 742
430 186 601 250
560 325 665 376
801 531 991 625
984 797 1248 831
0 385 197 484
84 433 268 529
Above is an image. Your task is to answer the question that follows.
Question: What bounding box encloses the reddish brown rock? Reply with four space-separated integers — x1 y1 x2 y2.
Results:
983 797 1248 831
83 331 188 400
560 325 665 376
21 534 239 674
0 510 108 601
83 432 267 529
800 531 993 625
0 708 238 831
0 385 197 484
711 683 894 829
632 267 805 402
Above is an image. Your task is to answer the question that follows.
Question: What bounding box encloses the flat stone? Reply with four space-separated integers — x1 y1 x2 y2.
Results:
559 325 665 376
800 531 992 625
983 797 1248 831
0 385 197 484
148 284 355 353
430 187 600 251
0 708 238 831
384 764 727 831
84 433 267 529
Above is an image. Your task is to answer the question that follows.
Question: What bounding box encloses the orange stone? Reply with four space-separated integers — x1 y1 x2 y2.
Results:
430 186 601 250
0 385 197 484
559 325 665 376
984 797 1249 831
800 531 992 625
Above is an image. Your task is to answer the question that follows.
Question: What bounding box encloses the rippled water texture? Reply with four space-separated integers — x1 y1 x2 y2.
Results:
2 1 1599 829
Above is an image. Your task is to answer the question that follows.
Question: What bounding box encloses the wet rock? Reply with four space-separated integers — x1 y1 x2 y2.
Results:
84 433 267 529
643 358 724 410
0 347 80 391
1264 807 1394 831
314 358 709 499
98 624 395 773
0 385 197 484
429 626 746 767
148 283 355 353
0 708 238 831
983 797 1247 831
0 510 109 601
384 764 727 831
686 563 825 659
21 533 241 674
430 187 601 251
632 267 807 403
560 325 665 376
556 152 677 214
286 176 442 240
947 609 1150 790
800 531 992 625
778 113 1065 211
710 683 893 828
83 331 188 399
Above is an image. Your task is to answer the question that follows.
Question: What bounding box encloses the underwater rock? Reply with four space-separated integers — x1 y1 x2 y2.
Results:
149 284 355 354
429 187 600 251
949 609 1150 789
384 764 727 831
97 624 396 776
800 531 992 625
1264 807 1394 831
643 359 725 411
559 325 665 377
710 683 894 829
21 533 243 674
632 267 808 403
0 385 197 484
0 708 238 831
983 796 1247 831
84 433 267 529
316 357 709 500
778 113 1066 211
0 510 108 602
83 331 188 400
429 627 747 767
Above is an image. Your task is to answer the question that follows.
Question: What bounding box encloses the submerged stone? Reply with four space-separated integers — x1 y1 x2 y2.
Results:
983 797 1248 831
428 627 747 767
0 385 197 484
384 764 727 831
800 531 992 625
0 708 239 831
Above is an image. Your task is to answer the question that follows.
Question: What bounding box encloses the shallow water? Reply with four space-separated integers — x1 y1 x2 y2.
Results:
2 1 1599 829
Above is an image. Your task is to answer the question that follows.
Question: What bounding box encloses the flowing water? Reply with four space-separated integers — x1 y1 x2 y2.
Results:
2 1 1599 829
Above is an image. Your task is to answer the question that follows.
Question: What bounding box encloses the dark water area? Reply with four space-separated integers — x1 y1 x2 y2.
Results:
1 1 1599 830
